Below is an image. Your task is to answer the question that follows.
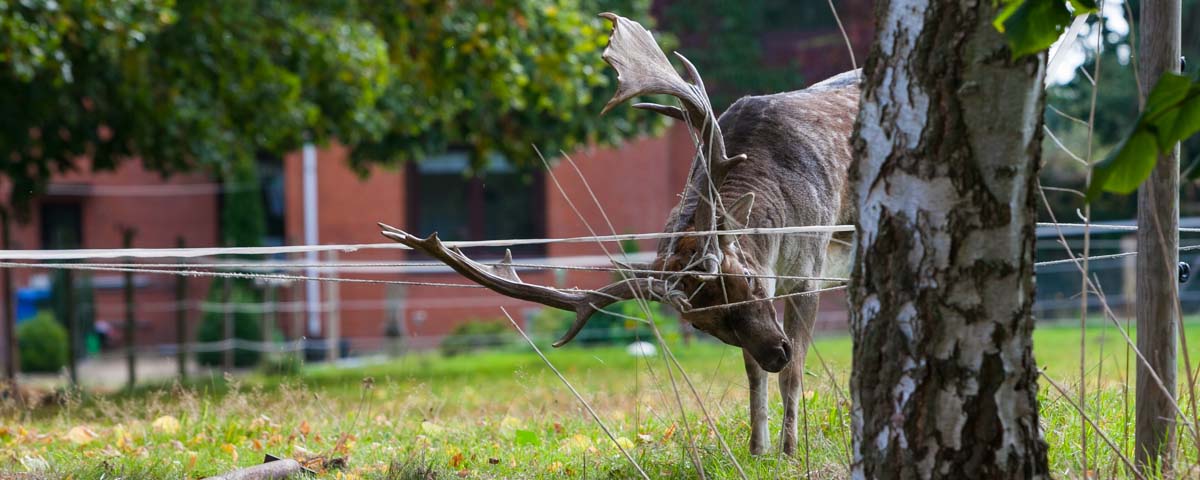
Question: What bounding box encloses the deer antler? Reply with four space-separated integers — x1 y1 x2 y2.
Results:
379 223 690 347
597 11 744 234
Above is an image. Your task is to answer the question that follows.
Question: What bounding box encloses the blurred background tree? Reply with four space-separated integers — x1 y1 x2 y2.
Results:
658 0 818 110
0 0 664 221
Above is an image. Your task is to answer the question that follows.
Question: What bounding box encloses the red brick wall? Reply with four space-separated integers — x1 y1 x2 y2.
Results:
285 130 693 343
5 160 219 348
290 124 847 347
4 121 848 353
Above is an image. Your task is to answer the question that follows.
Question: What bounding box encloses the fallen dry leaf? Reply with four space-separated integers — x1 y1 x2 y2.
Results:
662 424 677 443
420 421 444 436
558 434 592 454
152 415 181 435
220 443 239 462
65 426 97 445
498 416 521 439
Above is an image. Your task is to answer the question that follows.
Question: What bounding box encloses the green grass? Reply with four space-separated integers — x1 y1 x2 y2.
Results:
4 320 1200 479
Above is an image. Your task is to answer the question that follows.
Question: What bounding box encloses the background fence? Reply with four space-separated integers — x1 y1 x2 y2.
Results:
5 220 1200 388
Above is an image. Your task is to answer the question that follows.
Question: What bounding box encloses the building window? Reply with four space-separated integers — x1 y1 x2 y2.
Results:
407 152 545 257
258 154 286 247
40 201 83 249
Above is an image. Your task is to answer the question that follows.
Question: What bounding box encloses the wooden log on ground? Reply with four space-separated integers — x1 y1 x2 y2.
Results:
205 458 306 480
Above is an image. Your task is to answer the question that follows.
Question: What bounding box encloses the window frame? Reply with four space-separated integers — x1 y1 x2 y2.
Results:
405 154 546 259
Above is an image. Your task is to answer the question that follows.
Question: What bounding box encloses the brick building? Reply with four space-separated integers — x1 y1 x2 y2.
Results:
3 4 872 352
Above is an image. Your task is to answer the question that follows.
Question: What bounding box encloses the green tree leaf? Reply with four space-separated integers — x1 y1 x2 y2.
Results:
1067 0 1099 15
1088 128 1158 197
514 429 540 446
995 0 1071 59
1088 73 1200 198
994 0 1095 59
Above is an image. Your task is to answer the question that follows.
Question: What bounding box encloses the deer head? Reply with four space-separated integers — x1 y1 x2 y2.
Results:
599 13 789 370
379 13 793 372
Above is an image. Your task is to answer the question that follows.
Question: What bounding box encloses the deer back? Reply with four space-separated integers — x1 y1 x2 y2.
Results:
659 71 861 287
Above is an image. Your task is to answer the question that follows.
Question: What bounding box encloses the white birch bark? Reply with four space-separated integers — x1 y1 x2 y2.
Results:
848 0 1051 477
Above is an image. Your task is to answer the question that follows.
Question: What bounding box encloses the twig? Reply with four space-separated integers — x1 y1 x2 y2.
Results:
1043 125 1088 165
826 0 857 70
1047 104 1091 127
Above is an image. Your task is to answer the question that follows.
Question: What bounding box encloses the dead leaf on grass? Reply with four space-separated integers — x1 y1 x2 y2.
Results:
221 443 239 462
152 415 181 435
65 426 97 445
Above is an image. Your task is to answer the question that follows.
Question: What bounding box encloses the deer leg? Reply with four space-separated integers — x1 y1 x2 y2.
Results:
743 349 771 455
779 287 818 456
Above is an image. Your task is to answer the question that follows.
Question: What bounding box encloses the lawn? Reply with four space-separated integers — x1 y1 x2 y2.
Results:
3 319 1200 479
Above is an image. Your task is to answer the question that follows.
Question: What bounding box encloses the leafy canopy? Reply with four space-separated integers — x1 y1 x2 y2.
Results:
348 0 663 174
0 0 662 219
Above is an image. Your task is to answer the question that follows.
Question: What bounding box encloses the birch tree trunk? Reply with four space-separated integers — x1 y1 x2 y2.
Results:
848 0 1050 477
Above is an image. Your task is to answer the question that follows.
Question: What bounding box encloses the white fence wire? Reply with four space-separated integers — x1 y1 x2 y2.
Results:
4 219 1200 374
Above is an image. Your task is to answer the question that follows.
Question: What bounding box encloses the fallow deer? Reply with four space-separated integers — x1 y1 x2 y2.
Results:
380 13 859 456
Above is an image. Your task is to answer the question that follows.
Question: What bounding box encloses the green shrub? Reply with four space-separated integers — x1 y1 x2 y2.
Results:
439 319 514 357
258 327 302 376
528 307 572 345
18 311 68 373
196 280 264 368
260 352 303 376
527 301 679 347
49 270 95 357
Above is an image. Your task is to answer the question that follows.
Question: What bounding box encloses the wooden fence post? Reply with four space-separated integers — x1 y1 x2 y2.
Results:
175 237 188 380
1135 0 1182 472
1122 235 1137 317
223 280 234 372
1 209 16 388
121 227 137 391
290 277 304 363
64 269 77 387
324 251 340 362
261 281 276 368
385 284 407 357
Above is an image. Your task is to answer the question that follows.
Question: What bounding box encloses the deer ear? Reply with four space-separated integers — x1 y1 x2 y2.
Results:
720 192 755 230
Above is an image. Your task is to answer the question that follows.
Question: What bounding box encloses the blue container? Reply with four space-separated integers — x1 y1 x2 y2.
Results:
15 287 50 323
